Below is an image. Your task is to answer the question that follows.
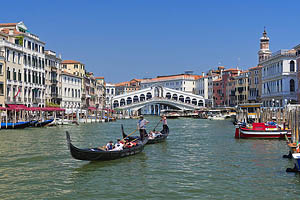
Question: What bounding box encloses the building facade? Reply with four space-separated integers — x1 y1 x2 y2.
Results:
261 49 297 107
0 44 6 107
248 66 262 103
45 50 62 105
234 71 249 105
294 44 300 103
61 72 82 110
0 22 46 107
141 73 200 94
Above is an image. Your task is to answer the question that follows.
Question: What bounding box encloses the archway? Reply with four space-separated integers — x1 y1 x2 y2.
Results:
179 95 184 102
198 100 204 106
192 98 197 105
120 99 125 106
172 94 178 101
290 79 295 92
127 97 132 105
133 95 139 103
146 92 152 100
140 94 145 101
166 92 171 99
113 100 119 108
185 97 191 104
290 60 295 72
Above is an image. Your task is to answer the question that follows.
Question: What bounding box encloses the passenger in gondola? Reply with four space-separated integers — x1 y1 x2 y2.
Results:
113 139 124 151
161 115 168 133
106 141 114 151
137 115 149 140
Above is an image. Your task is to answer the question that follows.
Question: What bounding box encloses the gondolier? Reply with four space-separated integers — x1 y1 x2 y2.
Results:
161 115 169 133
137 115 149 141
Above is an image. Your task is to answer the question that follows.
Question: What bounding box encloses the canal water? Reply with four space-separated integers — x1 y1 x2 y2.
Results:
0 117 300 199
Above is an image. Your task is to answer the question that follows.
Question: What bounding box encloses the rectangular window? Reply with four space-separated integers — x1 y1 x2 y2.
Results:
7 69 10 80
13 52 15 63
0 82 4 95
0 64 2 75
13 70 16 81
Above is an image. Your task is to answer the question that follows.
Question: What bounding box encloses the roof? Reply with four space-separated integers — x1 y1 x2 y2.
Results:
95 77 104 79
0 23 17 27
142 74 200 83
61 60 82 64
61 71 81 78
213 78 222 82
224 68 240 72
249 65 262 70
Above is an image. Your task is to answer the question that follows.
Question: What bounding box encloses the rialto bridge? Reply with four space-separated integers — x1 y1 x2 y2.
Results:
111 86 205 115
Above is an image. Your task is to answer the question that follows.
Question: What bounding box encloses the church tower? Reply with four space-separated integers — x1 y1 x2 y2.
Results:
258 28 272 63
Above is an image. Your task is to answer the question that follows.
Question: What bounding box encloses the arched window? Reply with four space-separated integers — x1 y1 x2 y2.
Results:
166 92 171 99
198 100 204 106
290 60 295 72
133 95 139 103
120 99 125 106
185 97 191 104
146 92 152 100
127 97 132 105
113 100 119 108
290 79 295 92
140 94 145 101
172 94 178 101
192 98 197 105
179 95 184 102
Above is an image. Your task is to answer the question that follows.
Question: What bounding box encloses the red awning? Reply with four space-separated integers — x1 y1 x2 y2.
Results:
41 107 65 112
104 108 115 113
7 104 29 111
0 107 6 110
28 107 41 111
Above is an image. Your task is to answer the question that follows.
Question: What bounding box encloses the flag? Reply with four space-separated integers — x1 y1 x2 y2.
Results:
14 87 21 98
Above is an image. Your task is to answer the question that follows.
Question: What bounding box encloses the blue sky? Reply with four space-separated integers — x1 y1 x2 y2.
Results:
1 0 300 82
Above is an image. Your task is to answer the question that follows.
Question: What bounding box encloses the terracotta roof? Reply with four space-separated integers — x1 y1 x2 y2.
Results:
249 65 262 70
1 28 9 34
142 74 200 83
95 77 104 79
224 68 240 72
115 81 130 87
0 23 17 27
61 60 82 64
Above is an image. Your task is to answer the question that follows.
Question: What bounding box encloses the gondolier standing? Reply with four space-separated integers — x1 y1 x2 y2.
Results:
137 115 149 141
161 115 169 133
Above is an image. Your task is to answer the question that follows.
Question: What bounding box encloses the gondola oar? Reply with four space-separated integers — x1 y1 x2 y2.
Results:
121 127 137 141
152 120 161 131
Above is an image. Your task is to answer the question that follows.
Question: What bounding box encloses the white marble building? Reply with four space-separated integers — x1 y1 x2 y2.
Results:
61 72 82 110
261 49 297 107
105 83 116 109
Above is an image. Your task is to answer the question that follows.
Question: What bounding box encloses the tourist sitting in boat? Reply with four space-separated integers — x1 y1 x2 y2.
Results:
106 141 114 151
113 139 124 151
148 131 162 139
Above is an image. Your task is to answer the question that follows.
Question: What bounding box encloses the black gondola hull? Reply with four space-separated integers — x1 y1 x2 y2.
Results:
66 131 148 161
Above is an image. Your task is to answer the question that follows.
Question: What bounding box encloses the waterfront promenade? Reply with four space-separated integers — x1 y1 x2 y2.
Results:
0 117 299 199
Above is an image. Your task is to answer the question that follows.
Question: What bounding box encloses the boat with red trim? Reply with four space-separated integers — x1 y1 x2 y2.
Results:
235 122 291 139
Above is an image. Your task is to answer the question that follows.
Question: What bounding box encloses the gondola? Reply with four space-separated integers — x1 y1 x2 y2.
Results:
147 125 169 144
66 131 148 161
121 124 169 144
35 119 54 127
0 121 31 129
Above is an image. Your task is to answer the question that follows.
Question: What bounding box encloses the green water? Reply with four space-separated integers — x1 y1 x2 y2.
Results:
0 117 300 200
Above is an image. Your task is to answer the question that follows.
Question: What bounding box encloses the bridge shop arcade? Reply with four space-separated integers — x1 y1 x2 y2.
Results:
112 85 205 116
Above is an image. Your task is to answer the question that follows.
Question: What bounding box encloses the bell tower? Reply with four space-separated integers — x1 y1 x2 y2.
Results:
258 28 272 63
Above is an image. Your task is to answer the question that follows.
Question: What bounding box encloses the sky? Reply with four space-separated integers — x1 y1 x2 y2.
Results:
1 0 300 83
